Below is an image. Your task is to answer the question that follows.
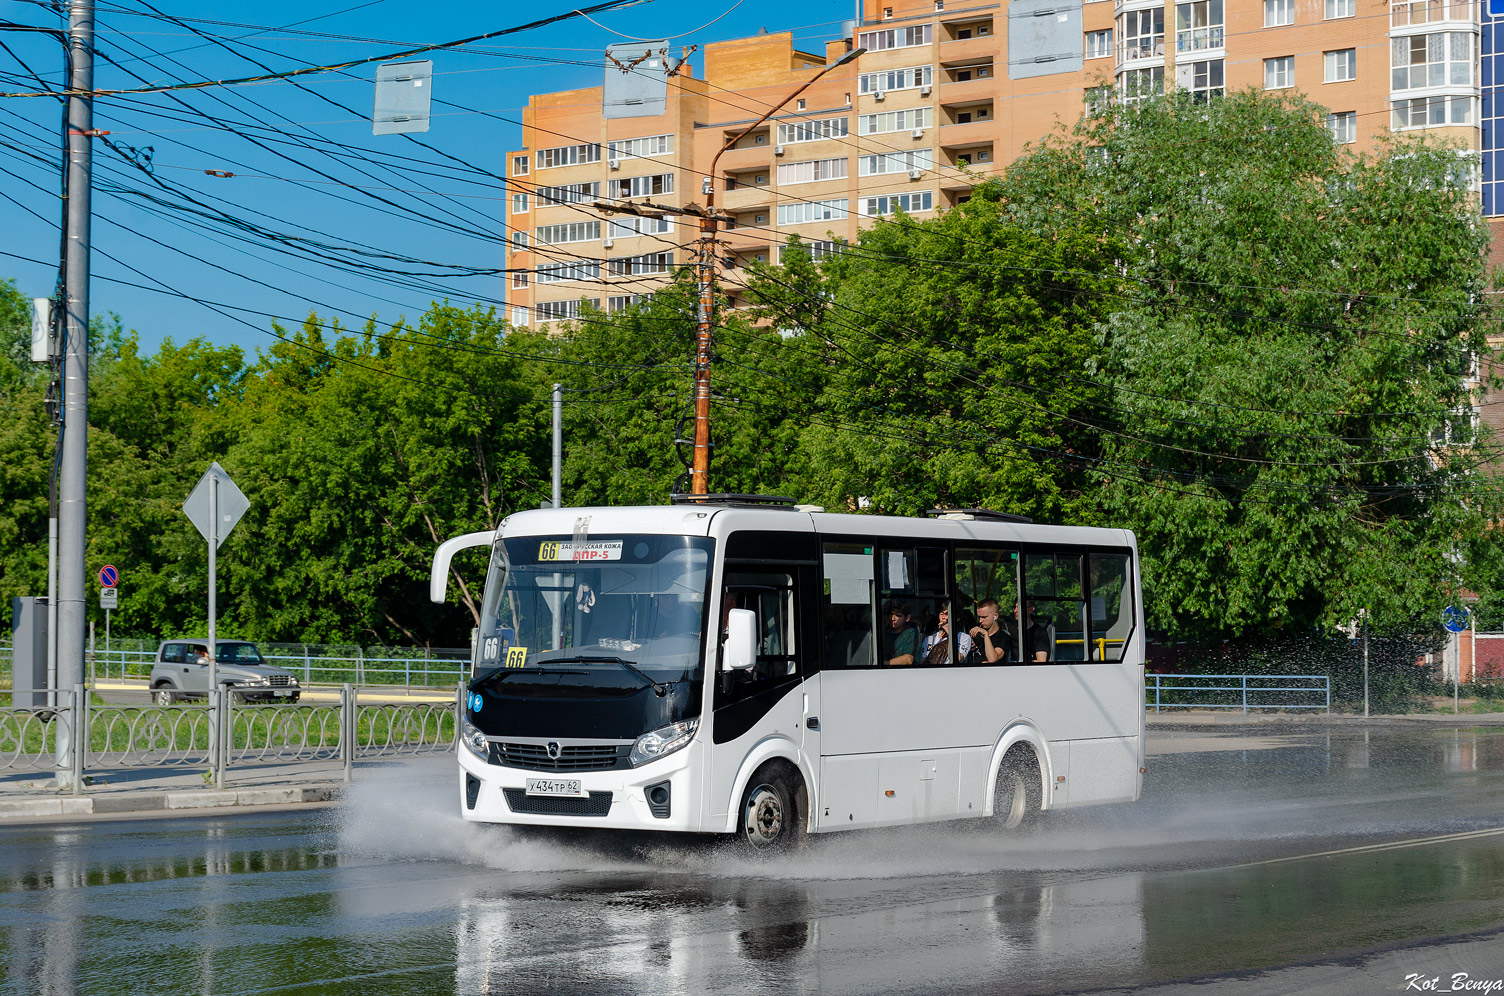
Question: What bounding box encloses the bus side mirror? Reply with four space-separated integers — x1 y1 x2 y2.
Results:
722 609 757 671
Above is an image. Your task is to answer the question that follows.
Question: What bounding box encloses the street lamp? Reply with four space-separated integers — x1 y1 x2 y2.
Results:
686 45 865 496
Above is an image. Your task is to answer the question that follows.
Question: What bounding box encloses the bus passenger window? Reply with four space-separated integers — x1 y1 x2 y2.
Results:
1025 553 1086 662
1088 553 1134 661
822 542 875 668
955 547 1021 663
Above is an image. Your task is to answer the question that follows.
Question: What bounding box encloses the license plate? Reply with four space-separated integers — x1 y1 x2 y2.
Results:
273 689 292 697
525 778 587 798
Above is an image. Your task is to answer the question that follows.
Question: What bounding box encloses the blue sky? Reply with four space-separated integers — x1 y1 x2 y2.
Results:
0 0 854 357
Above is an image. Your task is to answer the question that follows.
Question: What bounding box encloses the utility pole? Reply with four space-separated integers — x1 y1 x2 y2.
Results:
56 0 95 787
552 383 563 508
593 45 864 496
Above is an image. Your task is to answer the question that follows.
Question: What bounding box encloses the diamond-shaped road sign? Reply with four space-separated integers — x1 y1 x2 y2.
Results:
183 462 249 549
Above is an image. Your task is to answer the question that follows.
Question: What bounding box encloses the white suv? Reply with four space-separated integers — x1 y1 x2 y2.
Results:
148 640 301 705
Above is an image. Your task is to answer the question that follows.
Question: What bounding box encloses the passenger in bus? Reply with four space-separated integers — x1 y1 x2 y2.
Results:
883 601 921 666
967 599 1012 663
921 604 972 666
1018 600 1050 662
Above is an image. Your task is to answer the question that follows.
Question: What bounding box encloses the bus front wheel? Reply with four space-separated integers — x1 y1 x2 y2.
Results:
738 765 802 851
993 750 1042 831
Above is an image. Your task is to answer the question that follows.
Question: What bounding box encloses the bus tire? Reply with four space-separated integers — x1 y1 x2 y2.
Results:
993 748 1042 831
738 763 803 852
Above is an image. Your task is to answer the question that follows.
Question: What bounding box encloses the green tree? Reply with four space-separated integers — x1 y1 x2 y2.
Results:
992 89 1497 638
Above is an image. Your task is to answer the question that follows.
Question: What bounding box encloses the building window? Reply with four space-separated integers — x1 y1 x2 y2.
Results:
607 216 671 238
1393 0 1470 27
858 148 933 176
796 98 806 110
1175 0 1224 54
511 155 529 175
1119 8 1164 60
1264 0 1294 26
535 299 599 322
1326 0 1355 17
863 191 934 216
1327 110 1357 143
1392 93 1474 129
1264 56 1294 88
608 252 673 276
536 181 600 206
858 65 933 94
1182 58 1224 99
859 108 931 135
1324 48 1356 82
510 306 529 326
606 134 672 160
535 221 601 245
1392 33 1472 90
777 156 849 184
1085 29 1112 59
511 270 529 288
1120 65 1164 101
511 192 529 213
779 239 845 263
609 172 674 199
535 143 601 169
511 232 528 250
858 25 932 51
777 198 850 225
536 261 602 283
1085 85 1114 114
777 117 850 143
608 294 650 313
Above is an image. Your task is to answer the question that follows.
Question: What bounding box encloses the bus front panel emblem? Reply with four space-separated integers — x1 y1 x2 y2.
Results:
546 741 561 760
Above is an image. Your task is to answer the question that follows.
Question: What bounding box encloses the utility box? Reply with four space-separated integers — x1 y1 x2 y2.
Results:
10 596 49 707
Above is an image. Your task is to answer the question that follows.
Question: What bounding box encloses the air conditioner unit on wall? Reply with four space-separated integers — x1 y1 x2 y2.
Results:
603 238 614 248
608 158 621 170
908 168 922 179
875 90 885 101
774 144 785 155
912 128 924 139
920 84 932 96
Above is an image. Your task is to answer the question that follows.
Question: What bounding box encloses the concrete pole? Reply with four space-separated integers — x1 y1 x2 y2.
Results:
552 383 562 508
1362 608 1369 719
208 474 220 781
55 0 94 788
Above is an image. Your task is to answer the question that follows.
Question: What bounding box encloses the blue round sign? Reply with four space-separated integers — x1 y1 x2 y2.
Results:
469 692 483 713
99 565 118 588
1443 605 1471 634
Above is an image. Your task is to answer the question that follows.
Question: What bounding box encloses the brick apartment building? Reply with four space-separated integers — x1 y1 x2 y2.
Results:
504 0 1504 327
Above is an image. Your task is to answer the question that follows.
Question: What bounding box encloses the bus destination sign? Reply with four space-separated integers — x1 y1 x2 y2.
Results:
537 540 623 562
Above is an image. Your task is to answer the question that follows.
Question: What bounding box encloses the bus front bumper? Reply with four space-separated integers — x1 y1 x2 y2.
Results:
456 740 702 832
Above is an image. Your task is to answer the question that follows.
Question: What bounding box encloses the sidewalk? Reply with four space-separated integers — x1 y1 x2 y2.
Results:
92 678 457 704
0 757 362 824
1145 708 1504 728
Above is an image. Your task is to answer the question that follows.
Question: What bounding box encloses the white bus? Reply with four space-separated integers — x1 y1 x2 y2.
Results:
430 498 1144 848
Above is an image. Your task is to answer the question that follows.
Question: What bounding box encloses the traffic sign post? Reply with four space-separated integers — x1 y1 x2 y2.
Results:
1442 605 1471 715
99 564 118 589
184 462 249 789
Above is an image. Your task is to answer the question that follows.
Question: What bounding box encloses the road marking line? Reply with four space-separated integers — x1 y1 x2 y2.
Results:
1230 826 1504 869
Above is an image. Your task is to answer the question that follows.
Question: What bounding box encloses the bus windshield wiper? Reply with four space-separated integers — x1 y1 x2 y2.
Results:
547 656 669 697
474 665 589 686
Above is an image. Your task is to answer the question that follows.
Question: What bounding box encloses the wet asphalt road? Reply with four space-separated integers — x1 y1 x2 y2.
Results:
2 726 1503 996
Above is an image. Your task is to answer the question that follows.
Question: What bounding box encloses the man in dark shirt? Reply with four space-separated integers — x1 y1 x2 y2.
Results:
1018 601 1050 662
968 598 1012 663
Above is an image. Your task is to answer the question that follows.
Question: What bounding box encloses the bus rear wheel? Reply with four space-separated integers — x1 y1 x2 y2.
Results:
993 750 1042 831
738 766 802 851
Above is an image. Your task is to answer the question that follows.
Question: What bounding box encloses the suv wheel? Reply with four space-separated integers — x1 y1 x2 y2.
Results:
152 687 176 706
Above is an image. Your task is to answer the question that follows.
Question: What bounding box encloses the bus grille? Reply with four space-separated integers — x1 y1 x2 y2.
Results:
502 789 612 817
490 742 627 772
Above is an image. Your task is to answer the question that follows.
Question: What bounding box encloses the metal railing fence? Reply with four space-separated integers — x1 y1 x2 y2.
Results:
1146 673 1330 713
0 639 472 690
1 684 460 791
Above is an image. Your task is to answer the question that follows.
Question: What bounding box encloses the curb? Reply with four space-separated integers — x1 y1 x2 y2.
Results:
0 784 342 821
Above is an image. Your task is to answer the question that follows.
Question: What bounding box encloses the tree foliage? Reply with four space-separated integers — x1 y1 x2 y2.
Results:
0 89 1497 646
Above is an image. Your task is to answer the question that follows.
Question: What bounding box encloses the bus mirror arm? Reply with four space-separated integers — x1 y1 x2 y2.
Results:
430 530 497 603
721 609 758 671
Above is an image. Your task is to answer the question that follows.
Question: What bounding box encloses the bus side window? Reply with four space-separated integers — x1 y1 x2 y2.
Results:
719 572 798 703
1025 552 1086 661
1088 552 1134 661
822 542 875 668
955 547 1021 663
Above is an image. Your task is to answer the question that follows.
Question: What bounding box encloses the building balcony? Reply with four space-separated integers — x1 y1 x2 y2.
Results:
939 75 997 105
938 34 996 66
720 227 772 253
719 185 774 213
716 144 774 173
938 119 996 149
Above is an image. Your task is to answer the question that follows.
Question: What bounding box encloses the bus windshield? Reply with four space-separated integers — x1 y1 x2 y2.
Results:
475 534 713 684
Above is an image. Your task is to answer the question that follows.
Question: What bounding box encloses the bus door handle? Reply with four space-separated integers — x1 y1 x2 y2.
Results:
805 716 820 731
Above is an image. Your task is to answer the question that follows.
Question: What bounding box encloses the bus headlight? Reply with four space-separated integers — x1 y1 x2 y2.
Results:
629 719 698 767
460 715 489 759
